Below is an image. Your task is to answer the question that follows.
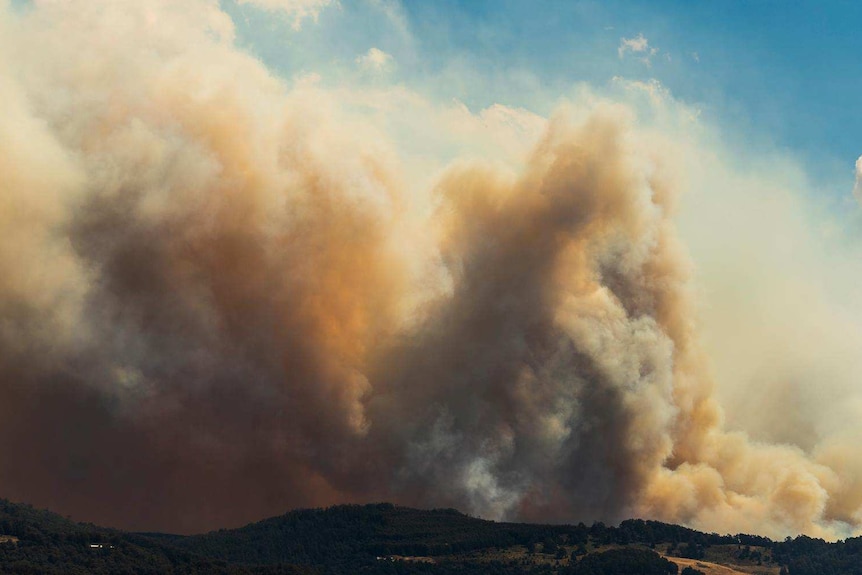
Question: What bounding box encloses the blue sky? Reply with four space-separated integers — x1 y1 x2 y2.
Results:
222 0 861 200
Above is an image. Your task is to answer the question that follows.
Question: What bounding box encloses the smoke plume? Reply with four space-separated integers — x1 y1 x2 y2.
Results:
0 0 860 538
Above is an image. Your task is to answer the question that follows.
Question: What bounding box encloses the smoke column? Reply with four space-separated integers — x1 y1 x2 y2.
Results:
0 0 859 537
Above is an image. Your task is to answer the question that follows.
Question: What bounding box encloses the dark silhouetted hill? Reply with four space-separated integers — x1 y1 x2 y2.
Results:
0 498 311 575
3 498 862 574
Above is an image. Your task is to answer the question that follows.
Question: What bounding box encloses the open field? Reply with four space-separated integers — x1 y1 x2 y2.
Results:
666 555 780 575
437 540 783 574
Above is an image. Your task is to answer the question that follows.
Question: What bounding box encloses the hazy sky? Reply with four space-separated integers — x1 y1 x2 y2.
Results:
221 0 861 194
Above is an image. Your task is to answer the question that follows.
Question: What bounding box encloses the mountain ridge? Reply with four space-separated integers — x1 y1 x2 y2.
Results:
1 498 860 574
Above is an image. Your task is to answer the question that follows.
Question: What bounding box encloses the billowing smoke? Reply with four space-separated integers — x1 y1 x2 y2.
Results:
0 0 860 538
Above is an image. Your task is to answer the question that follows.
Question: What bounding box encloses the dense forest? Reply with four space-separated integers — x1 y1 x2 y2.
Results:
2 498 862 574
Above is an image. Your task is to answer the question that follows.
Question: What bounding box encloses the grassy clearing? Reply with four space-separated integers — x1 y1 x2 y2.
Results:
665 556 780 575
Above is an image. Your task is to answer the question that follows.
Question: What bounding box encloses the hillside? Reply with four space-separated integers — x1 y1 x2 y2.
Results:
0 499 312 575
2 499 862 574
167 503 770 574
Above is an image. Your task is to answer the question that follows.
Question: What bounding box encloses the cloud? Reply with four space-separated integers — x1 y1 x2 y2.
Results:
854 156 862 203
618 33 659 66
236 0 334 29
356 47 393 72
618 33 649 57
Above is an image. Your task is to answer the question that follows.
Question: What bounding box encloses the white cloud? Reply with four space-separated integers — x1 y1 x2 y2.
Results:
854 156 862 203
618 33 649 57
692 51 700 63
356 47 394 72
236 0 334 30
618 33 659 66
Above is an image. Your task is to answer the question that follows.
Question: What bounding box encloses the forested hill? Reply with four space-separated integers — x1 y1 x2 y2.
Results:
2 498 862 575
170 502 721 568
0 498 311 575
171 503 862 575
